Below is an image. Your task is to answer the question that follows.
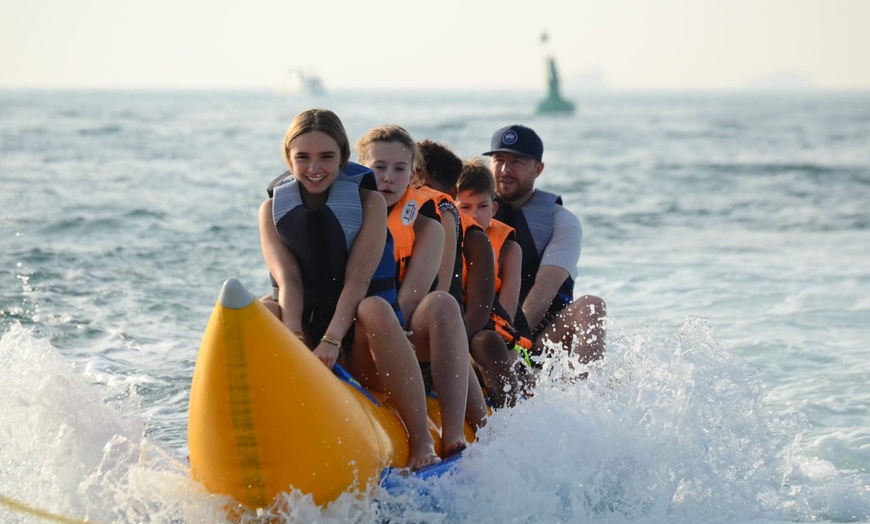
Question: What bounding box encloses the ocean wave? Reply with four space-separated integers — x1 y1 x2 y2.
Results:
78 125 124 136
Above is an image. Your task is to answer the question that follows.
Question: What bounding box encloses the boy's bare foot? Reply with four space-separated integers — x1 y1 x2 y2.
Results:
442 439 467 458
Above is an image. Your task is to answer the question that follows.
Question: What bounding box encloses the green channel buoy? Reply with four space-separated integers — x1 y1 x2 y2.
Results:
536 57 575 114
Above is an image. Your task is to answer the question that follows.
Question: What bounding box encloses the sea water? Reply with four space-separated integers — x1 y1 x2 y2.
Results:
1 89 868 523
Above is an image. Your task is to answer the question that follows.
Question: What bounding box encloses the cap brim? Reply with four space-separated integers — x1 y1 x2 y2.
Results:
482 148 537 159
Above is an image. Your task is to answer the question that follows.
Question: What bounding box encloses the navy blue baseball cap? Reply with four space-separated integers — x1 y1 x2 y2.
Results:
482 124 543 162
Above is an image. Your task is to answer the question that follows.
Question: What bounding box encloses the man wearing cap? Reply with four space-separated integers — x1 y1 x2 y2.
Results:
484 124 606 365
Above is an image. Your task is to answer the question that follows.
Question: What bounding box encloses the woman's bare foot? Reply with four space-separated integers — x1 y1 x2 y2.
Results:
408 442 441 471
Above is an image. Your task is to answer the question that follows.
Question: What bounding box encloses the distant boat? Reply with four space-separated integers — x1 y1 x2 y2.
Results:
286 69 325 96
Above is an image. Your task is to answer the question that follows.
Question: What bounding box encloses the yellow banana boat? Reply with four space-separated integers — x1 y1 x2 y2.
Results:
188 279 475 509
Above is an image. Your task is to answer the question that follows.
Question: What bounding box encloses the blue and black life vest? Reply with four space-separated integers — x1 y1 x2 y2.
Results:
269 163 404 343
494 189 574 317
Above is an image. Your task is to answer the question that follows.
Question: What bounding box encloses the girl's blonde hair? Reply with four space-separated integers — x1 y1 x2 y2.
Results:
283 109 351 170
355 125 418 164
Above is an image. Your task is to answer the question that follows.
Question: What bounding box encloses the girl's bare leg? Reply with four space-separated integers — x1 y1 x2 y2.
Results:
469 329 519 409
465 361 489 431
409 291 475 456
351 296 439 470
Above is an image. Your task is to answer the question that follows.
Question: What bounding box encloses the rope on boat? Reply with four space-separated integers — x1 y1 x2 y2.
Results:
0 493 110 524
0 441 189 523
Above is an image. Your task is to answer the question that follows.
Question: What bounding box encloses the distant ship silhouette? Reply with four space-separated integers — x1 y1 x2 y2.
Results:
287 69 325 96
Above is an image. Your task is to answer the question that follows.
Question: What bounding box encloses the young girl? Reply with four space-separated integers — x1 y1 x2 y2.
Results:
259 109 439 470
356 126 487 454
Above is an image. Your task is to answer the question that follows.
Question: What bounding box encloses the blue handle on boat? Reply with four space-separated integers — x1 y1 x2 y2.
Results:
332 363 380 406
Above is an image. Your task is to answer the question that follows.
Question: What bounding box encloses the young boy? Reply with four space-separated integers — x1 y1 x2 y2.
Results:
456 158 535 386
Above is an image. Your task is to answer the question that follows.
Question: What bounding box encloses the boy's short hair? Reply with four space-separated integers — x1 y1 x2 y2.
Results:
415 139 463 187
457 157 496 199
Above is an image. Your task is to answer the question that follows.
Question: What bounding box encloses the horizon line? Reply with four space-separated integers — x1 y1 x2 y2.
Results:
2 85 869 94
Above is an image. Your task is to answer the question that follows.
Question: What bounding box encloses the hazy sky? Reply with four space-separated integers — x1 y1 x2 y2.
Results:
2 0 867 91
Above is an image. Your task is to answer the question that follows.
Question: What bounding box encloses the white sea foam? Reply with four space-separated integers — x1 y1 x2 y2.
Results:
3 319 867 523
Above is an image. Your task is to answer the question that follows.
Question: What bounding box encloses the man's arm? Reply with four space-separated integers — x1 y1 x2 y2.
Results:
521 206 581 330
522 265 570 331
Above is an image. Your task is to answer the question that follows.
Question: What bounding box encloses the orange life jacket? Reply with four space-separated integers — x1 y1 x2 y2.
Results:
386 186 435 286
471 215 533 354
491 299 533 357
414 186 465 306
457 210 485 294
415 186 449 219
407 189 533 355
485 218 515 295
